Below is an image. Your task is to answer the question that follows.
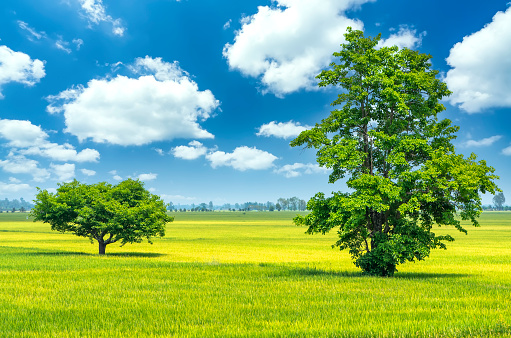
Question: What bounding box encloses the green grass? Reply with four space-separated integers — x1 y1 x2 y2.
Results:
1 211 510 337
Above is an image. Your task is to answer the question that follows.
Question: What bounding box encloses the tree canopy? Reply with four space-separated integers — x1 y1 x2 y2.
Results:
291 28 499 276
31 179 173 254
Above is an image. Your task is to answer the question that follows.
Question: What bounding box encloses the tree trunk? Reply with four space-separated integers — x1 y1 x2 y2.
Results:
369 209 386 251
98 241 106 255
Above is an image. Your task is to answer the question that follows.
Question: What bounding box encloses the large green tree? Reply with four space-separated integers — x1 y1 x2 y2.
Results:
31 179 173 255
291 28 499 276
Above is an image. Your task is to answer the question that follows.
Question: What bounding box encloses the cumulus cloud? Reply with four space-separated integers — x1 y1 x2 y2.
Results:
0 119 48 147
46 57 219 146
502 145 511 156
51 163 75 182
20 145 99 162
223 0 369 96
130 56 187 81
0 119 100 162
80 168 96 176
378 26 425 49
257 120 310 139
0 45 46 98
206 146 278 171
78 0 126 36
0 181 31 194
172 141 208 160
461 135 502 148
444 7 511 113
274 162 330 178
138 173 157 181
0 154 50 182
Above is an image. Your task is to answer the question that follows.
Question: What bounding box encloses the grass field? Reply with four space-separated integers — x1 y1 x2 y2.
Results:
1 211 510 337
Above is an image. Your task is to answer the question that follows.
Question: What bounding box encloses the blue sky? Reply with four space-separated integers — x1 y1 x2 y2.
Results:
0 0 510 206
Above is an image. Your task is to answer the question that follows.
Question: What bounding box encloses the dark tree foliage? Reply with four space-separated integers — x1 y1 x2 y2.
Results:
291 28 499 276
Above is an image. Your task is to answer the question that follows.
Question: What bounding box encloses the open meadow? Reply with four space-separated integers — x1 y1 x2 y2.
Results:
0 211 510 337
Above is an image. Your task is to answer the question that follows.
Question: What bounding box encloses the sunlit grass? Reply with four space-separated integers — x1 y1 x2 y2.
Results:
1 211 510 337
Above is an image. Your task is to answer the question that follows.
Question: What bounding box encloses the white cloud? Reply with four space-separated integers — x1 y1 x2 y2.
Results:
109 170 122 181
256 120 310 139
155 148 165 156
0 119 100 162
223 19 232 30
55 37 72 54
223 0 369 96
0 181 31 194
462 135 502 148
9 177 21 183
80 168 96 176
0 119 48 147
206 146 278 171
0 154 50 182
51 163 75 182
274 162 330 178
445 7 511 113
0 45 46 98
17 20 46 40
377 26 425 49
46 57 219 146
78 0 126 36
172 140 208 160
20 144 100 162
502 145 511 156
138 173 157 181
72 39 84 50
130 56 186 82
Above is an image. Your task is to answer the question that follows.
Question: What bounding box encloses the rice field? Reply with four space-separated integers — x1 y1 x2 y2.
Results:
0 211 510 337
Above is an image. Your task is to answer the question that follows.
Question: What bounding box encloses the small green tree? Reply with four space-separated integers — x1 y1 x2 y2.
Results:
31 179 173 255
291 28 499 276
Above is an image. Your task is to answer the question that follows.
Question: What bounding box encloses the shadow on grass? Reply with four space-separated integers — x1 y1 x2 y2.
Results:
2 246 165 258
26 251 166 258
394 272 471 279
258 263 365 278
291 267 365 278
259 263 471 279
24 251 93 256
107 252 166 258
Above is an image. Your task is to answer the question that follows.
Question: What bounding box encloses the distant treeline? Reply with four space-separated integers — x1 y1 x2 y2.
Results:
482 205 510 211
168 197 307 212
0 198 34 212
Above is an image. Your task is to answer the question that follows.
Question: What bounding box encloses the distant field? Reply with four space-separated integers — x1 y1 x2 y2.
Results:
1 211 510 337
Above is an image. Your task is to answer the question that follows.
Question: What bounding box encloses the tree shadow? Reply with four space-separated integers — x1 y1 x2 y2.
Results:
291 267 365 278
258 263 365 278
24 251 92 256
259 263 471 279
107 252 166 258
394 272 471 279
3 247 165 258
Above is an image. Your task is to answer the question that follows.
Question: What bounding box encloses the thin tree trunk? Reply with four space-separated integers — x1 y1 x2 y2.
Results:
98 241 106 255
